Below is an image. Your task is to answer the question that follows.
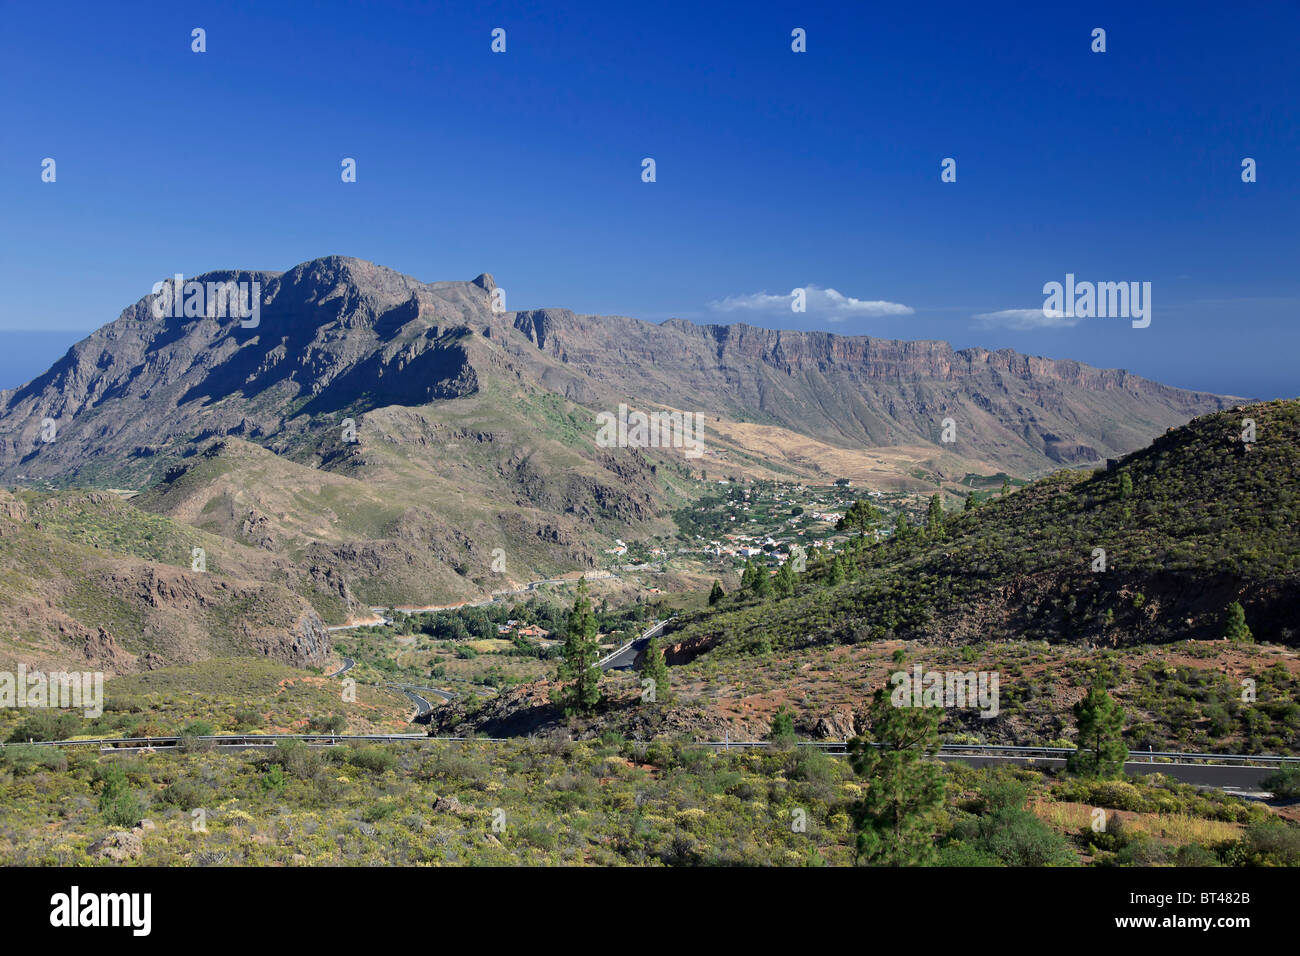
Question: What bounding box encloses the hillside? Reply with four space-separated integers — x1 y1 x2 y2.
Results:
0 489 330 675
431 400 1300 748
0 255 1245 667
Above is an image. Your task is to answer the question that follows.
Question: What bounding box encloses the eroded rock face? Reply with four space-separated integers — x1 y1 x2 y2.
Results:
512 307 1236 476
287 612 331 668
88 830 144 862
83 625 138 672
0 490 28 523
808 706 857 740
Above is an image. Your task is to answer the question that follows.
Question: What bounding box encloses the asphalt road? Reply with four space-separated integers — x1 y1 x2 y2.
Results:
399 688 434 718
325 657 355 678
942 754 1281 789
599 620 668 671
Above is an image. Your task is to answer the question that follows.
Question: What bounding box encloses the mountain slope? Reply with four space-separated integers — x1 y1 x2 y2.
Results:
511 309 1239 473
430 400 1300 741
0 488 330 675
1 256 1236 488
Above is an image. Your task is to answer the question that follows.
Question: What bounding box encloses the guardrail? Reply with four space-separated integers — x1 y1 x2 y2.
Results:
4 734 1299 766
597 619 668 668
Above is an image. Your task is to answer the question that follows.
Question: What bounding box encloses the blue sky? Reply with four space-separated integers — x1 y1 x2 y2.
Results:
1 1 1296 398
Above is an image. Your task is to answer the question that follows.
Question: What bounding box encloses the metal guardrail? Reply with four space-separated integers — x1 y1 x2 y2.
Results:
596 619 668 668
4 734 1299 766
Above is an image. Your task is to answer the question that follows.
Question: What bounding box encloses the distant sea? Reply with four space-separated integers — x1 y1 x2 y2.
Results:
0 331 88 391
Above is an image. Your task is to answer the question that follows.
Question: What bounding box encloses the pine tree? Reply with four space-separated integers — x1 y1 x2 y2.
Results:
1066 680 1128 779
893 515 913 543
1119 472 1134 499
829 554 847 586
837 498 880 537
1000 478 1010 496
553 578 602 716
708 579 725 606
926 493 945 537
752 562 772 598
848 687 947 865
1223 601 1252 642
768 704 796 741
964 492 976 512
774 559 795 598
639 634 672 704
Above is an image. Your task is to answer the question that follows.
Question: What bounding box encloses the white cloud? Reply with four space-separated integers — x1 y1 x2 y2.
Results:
708 284 913 321
972 308 1079 330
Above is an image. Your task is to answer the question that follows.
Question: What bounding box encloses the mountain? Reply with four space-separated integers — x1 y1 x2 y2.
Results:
0 256 1245 671
510 309 1239 473
1 256 1235 487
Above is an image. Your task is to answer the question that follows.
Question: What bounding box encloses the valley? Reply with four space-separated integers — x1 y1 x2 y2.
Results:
0 258 1295 871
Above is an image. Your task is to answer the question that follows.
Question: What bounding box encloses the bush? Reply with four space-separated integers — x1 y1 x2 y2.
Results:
0 743 68 774
233 709 263 729
267 739 318 778
307 714 347 734
1260 766 1300 799
158 777 207 809
96 762 146 827
181 719 215 737
934 840 1004 866
6 711 82 743
347 746 397 773
362 801 398 822
1224 821 1300 866
101 790 146 828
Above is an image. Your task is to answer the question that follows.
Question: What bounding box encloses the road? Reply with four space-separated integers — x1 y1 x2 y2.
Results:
326 571 623 629
938 754 1282 790
397 687 434 719
598 619 669 671
17 735 1297 791
325 657 355 678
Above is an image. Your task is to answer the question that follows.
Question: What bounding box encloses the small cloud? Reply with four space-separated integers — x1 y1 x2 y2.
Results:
708 284 912 321
972 308 1079 330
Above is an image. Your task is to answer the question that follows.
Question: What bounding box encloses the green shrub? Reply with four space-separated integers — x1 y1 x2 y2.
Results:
0 744 68 774
1224 821 1300 866
347 746 397 774
100 790 146 828
307 714 347 734
6 711 82 743
1260 766 1300 799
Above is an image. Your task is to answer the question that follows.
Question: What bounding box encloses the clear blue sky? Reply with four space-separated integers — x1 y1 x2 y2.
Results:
1 1 1296 399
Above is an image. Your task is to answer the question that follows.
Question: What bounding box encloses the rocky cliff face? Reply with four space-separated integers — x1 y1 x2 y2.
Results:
512 309 1236 474
0 258 490 486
